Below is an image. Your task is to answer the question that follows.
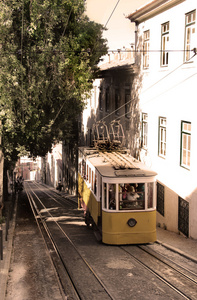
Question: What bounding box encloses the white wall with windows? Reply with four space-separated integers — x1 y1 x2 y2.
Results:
130 0 197 238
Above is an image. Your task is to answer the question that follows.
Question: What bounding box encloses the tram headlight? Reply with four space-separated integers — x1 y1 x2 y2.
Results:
127 218 137 227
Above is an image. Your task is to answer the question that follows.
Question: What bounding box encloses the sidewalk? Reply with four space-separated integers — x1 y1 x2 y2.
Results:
1 190 197 299
156 226 197 263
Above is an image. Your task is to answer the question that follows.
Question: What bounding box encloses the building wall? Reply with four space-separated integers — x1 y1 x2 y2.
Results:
44 143 62 188
132 0 197 238
81 0 197 239
157 181 179 232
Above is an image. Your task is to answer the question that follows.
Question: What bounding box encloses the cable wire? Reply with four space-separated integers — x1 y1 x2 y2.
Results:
98 51 197 124
104 0 121 28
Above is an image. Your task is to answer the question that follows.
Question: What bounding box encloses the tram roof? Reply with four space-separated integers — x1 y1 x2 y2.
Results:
79 147 157 178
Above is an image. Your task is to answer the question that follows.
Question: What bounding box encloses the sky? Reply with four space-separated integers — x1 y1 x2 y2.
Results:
85 0 150 50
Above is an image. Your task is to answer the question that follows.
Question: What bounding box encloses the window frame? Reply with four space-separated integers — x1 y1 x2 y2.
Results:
157 182 164 216
102 180 156 212
143 30 150 69
142 113 148 148
161 22 170 67
180 121 191 170
184 10 196 62
158 117 167 158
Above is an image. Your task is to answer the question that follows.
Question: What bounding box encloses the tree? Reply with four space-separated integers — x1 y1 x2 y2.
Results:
0 0 107 157
0 0 108 204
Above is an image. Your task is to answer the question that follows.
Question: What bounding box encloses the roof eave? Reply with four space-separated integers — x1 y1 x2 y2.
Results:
127 0 186 24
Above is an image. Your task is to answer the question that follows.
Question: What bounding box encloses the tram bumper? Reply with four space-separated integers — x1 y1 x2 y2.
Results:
102 210 157 245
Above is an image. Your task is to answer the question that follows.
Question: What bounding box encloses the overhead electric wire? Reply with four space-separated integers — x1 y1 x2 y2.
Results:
98 50 197 124
0 48 195 56
42 0 122 129
104 0 121 28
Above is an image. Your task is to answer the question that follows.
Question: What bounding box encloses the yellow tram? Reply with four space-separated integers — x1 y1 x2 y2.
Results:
78 146 157 245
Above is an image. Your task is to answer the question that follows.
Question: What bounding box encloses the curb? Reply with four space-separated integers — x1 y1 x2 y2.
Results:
156 239 197 264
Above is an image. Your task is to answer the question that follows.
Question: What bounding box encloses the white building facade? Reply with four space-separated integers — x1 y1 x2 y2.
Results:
44 143 63 188
128 0 197 238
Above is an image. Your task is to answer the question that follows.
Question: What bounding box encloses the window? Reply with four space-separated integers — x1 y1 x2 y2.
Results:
159 117 167 157
91 170 94 190
89 167 91 184
105 87 110 112
94 174 97 195
185 10 196 61
125 89 131 118
86 165 88 181
143 30 150 68
103 183 107 209
157 182 164 216
181 121 191 169
115 89 120 116
142 113 148 148
119 183 145 210
109 184 116 210
161 22 169 66
178 197 189 237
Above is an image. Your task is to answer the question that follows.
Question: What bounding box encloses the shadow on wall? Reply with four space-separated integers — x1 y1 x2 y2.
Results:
187 187 197 239
84 44 144 159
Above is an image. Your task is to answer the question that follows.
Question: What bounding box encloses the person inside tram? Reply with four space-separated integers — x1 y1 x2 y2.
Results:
126 185 140 201
119 183 146 209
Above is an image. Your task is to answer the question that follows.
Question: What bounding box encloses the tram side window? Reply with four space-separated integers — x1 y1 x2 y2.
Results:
119 183 145 210
147 182 154 208
94 174 97 195
91 170 94 190
103 183 107 209
109 184 116 210
89 167 91 184
86 165 88 181
82 161 86 178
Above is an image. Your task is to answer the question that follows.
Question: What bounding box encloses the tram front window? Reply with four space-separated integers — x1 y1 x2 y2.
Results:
109 184 116 210
104 183 107 209
119 183 145 210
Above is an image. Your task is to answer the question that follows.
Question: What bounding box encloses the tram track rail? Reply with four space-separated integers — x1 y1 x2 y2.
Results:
140 244 197 280
29 180 77 208
25 183 80 300
24 181 115 300
121 245 197 300
24 181 197 299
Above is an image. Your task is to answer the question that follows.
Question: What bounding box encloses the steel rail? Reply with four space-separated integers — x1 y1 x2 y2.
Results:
25 181 115 300
28 181 76 208
121 246 196 300
24 186 70 300
139 244 197 282
25 183 82 300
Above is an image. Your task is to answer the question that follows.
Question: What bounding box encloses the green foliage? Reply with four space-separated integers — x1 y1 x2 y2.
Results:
0 0 108 162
